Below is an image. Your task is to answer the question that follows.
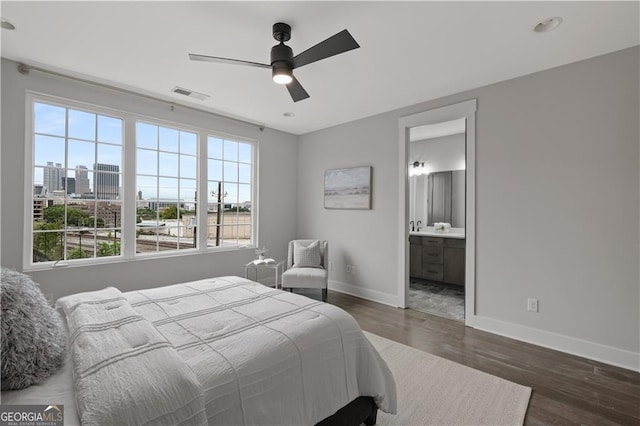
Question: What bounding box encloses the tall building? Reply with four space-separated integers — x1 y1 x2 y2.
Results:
43 162 64 192
93 163 120 200
61 177 76 195
75 165 90 195
33 199 53 221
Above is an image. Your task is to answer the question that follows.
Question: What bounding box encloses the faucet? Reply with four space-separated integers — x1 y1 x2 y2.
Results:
417 220 422 232
409 220 415 232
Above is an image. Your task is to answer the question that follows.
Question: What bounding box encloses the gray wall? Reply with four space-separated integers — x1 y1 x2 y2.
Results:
297 47 639 360
1 58 298 300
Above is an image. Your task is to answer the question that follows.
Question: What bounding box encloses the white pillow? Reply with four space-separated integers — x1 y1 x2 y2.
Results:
293 240 322 268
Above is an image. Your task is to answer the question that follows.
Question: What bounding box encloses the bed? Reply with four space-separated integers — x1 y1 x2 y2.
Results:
2 276 396 425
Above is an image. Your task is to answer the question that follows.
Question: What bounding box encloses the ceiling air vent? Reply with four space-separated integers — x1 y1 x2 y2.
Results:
171 86 210 101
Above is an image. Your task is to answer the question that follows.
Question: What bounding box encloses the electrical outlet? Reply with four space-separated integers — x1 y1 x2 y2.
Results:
527 298 539 312
346 264 351 273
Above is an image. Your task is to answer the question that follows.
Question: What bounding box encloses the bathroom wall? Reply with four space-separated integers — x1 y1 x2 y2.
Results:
410 133 465 175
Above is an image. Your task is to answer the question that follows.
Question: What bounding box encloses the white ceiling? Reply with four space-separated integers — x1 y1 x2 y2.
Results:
1 2 638 135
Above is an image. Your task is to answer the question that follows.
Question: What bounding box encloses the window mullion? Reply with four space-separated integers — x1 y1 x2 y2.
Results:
197 131 207 251
122 113 137 259
63 108 70 260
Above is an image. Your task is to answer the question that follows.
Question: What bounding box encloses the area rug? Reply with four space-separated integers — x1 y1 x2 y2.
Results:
366 332 531 425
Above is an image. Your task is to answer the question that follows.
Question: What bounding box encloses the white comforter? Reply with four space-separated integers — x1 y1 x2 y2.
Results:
57 287 207 426
58 276 397 425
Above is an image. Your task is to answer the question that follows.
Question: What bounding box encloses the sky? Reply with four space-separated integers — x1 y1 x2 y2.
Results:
33 101 252 203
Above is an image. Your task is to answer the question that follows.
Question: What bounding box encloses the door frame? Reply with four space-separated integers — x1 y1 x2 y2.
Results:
397 99 477 326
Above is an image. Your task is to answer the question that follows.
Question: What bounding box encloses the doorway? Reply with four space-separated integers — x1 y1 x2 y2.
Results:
397 100 477 326
408 119 466 321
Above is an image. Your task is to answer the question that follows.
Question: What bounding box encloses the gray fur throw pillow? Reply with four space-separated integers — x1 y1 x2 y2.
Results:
1 268 66 390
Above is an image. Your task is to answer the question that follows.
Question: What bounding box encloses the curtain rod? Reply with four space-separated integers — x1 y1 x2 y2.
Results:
16 63 266 131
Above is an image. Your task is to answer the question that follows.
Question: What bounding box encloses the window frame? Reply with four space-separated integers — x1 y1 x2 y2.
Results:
23 92 258 271
204 133 257 251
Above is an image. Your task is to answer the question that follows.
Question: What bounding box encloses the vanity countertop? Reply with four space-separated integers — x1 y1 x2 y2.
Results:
410 227 465 239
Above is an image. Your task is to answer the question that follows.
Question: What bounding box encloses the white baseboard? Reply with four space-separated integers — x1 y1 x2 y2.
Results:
473 315 640 373
328 280 399 307
327 282 639 372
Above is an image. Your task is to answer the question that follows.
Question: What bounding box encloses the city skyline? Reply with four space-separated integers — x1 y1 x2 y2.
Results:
33 102 253 203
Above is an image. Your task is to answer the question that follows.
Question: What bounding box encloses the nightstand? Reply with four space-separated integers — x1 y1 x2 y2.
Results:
244 260 284 289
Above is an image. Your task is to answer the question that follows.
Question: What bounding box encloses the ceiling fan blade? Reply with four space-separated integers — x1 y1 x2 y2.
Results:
292 29 360 69
189 53 270 69
286 75 310 102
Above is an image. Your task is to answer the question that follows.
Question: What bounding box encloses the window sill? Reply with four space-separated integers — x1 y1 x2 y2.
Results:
23 245 256 272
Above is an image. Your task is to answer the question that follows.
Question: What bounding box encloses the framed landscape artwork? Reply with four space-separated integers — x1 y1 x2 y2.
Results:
324 166 372 209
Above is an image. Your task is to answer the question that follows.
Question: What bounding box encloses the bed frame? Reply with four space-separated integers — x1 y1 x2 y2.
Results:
316 396 378 426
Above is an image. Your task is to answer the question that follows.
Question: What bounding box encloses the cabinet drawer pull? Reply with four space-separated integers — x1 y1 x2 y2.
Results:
427 270 438 274
428 253 437 257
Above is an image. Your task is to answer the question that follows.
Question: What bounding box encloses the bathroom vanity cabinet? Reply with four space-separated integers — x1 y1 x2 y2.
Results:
410 235 465 286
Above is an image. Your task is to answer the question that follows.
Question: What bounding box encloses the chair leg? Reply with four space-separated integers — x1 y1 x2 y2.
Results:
322 288 327 302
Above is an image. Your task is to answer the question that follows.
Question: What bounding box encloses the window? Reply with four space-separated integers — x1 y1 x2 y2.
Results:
31 101 123 263
207 136 254 247
135 122 198 253
26 95 257 268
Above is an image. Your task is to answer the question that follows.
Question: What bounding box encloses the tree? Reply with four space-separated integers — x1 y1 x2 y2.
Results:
88 216 105 228
136 207 157 220
33 222 63 261
68 247 86 259
97 241 120 257
43 205 89 226
42 205 65 224
224 207 250 213
160 205 177 219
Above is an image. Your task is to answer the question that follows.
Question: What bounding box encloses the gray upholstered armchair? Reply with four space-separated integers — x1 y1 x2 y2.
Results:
281 240 329 302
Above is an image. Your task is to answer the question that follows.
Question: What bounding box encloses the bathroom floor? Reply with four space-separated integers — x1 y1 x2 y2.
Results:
409 278 465 321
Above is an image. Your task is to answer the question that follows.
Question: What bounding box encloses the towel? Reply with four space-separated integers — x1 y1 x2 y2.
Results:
434 222 451 231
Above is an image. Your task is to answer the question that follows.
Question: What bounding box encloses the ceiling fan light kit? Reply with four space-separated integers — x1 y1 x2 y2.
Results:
189 22 360 102
273 68 293 85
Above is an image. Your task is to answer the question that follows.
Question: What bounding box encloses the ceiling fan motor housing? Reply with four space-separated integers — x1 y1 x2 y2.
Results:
271 43 294 73
271 22 294 76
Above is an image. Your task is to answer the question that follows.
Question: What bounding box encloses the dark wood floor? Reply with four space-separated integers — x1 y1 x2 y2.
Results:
327 291 640 426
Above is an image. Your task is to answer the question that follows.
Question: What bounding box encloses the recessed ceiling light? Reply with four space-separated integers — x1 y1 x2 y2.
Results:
1 18 15 30
283 112 295 117
533 17 562 33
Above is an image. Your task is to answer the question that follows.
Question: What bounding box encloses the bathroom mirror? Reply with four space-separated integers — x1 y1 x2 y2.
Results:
409 119 466 229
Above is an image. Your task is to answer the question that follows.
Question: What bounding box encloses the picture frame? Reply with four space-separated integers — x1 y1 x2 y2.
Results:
324 166 372 210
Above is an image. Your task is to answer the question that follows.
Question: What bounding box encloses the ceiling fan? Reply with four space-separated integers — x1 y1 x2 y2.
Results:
189 22 360 102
